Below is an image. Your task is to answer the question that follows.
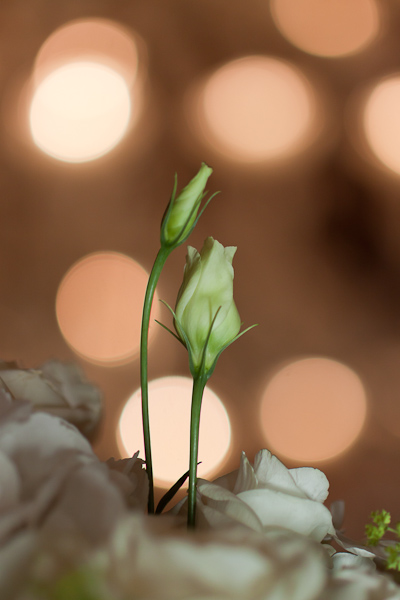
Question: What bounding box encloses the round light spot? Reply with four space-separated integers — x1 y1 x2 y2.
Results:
194 56 317 163
118 377 232 487
33 18 139 88
260 357 367 462
271 0 381 58
56 252 158 366
29 61 131 162
363 75 400 176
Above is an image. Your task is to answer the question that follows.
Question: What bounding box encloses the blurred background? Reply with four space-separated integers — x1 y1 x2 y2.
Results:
2 0 400 537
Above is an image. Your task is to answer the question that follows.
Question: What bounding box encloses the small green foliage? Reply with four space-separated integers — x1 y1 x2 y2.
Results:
387 544 400 571
365 509 391 545
365 509 400 571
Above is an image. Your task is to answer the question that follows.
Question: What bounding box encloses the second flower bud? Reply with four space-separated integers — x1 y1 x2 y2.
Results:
174 237 242 376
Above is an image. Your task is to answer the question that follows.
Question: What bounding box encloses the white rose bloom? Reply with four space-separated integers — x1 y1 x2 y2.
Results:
0 359 102 436
320 552 400 600
33 513 325 600
0 395 146 599
186 449 335 542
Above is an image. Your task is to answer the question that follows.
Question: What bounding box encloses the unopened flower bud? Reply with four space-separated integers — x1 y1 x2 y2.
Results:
174 237 241 374
161 163 213 247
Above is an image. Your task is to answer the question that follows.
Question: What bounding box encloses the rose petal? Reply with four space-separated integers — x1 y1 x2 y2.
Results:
0 531 36 598
289 467 330 503
331 552 376 573
0 450 20 510
237 488 335 542
198 482 263 531
0 412 93 460
232 452 258 494
253 450 307 499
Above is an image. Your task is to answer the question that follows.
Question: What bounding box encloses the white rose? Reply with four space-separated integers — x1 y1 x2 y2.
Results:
0 395 145 598
193 449 335 542
320 552 400 600
0 359 102 436
32 513 327 600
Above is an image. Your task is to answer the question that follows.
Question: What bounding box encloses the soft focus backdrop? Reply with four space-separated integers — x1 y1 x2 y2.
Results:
2 0 400 538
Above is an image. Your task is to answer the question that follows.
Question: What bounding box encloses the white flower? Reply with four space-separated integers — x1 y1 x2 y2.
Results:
33 513 327 600
186 449 335 542
106 453 149 511
0 359 102 436
320 551 400 599
0 395 146 598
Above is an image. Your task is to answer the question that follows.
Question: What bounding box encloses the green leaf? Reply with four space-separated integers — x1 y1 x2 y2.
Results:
155 463 201 514
366 510 391 545
386 544 400 571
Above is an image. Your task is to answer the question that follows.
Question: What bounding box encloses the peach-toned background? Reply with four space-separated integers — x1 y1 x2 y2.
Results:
1 0 400 539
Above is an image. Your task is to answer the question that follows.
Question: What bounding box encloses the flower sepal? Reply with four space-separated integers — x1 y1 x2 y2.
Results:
158 299 256 381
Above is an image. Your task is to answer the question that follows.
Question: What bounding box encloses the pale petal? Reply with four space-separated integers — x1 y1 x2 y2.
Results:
43 463 126 544
106 453 149 511
253 450 307 499
0 531 36 598
334 531 379 559
237 488 335 542
262 529 327 600
198 482 263 531
0 361 102 435
290 467 330 503
174 246 201 317
331 552 376 573
211 467 240 492
232 452 258 494
0 412 93 459
223 245 237 265
0 369 59 406
0 451 20 510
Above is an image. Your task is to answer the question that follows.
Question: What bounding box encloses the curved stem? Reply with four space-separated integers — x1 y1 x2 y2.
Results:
188 373 207 528
140 246 170 514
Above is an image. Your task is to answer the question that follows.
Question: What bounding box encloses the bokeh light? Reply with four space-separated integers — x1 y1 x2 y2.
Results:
118 376 232 488
32 18 139 88
56 252 158 366
270 0 380 58
29 61 131 162
260 357 367 463
363 75 400 176
193 56 318 163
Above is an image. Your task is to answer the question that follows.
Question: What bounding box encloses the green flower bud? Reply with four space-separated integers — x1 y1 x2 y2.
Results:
174 237 241 375
161 163 213 247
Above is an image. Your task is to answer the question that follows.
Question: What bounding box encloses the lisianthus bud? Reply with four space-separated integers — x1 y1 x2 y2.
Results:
161 163 213 247
174 237 241 375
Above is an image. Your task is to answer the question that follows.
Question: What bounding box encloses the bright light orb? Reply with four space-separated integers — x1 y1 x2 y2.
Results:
56 252 157 366
260 357 367 463
363 76 400 176
29 61 131 162
33 18 139 88
196 56 316 163
271 0 380 58
118 377 232 488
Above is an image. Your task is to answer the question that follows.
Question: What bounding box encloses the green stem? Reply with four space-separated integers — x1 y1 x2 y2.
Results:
188 373 207 528
140 246 170 514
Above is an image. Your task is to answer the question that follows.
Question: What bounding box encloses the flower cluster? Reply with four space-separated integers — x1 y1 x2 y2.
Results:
0 382 398 599
2 164 400 600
